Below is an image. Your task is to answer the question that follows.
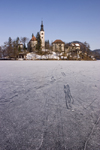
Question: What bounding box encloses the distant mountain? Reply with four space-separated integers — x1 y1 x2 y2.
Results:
93 49 100 54
92 49 100 59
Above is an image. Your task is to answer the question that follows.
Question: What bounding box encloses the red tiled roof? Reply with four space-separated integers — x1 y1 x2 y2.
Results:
31 36 37 41
52 39 65 44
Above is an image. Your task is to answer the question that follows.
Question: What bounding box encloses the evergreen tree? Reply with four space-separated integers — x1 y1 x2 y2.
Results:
36 32 42 54
2 42 7 57
23 43 26 50
12 41 17 59
7 37 12 58
45 40 50 49
18 46 21 52
16 37 20 47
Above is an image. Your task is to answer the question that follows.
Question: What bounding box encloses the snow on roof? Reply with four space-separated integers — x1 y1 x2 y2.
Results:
75 44 80 46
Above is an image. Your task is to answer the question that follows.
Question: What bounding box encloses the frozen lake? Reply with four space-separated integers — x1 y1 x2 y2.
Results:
0 61 100 150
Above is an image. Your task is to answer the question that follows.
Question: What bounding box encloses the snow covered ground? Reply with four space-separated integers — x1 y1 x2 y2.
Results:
26 52 60 60
0 61 100 150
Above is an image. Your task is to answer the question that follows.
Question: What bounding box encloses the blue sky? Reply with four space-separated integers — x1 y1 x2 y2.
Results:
0 0 100 50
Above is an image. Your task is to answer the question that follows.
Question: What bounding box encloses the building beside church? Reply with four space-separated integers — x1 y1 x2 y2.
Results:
28 35 37 52
18 42 23 49
52 40 65 52
65 42 81 53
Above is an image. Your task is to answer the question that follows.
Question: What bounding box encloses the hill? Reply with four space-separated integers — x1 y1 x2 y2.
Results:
92 49 100 59
93 49 100 54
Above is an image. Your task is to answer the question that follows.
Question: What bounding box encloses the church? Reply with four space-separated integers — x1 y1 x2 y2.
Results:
28 21 45 51
28 21 66 52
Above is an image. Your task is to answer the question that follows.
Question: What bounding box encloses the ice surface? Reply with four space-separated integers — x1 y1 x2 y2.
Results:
0 60 100 150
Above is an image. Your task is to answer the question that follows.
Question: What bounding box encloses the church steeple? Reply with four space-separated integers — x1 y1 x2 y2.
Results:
40 21 44 31
40 21 45 49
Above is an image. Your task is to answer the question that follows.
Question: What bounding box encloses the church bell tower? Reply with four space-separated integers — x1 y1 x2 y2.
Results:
40 21 45 49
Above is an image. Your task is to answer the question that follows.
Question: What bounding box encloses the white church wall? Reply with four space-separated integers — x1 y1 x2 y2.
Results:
40 31 45 49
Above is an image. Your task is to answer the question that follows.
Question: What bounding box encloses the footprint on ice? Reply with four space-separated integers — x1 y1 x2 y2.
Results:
61 72 66 76
64 84 74 110
51 76 56 83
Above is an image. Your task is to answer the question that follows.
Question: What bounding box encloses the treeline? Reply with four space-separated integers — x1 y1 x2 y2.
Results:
0 37 29 59
0 35 97 60
0 32 52 59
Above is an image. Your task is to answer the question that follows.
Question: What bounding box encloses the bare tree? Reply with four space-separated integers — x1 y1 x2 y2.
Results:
21 37 29 50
